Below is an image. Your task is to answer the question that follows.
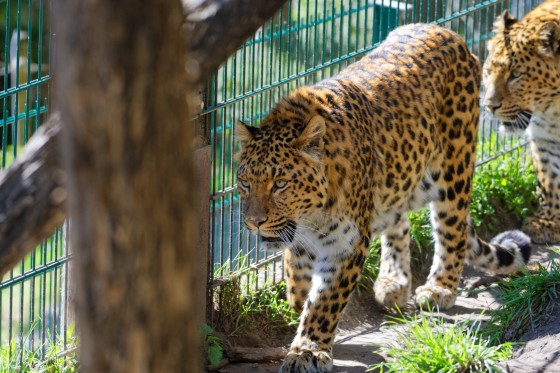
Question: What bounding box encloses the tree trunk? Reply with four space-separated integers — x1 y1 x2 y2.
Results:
54 0 200 371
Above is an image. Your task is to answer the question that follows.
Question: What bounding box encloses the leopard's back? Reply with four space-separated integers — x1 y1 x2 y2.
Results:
289 23 481 230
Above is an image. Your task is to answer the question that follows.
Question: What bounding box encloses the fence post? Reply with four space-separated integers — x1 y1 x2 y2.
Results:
193 144 211 323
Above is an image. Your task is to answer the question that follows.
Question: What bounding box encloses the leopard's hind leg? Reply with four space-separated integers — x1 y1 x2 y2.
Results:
414 50 480 309
374 215 412 308
415 193 470 310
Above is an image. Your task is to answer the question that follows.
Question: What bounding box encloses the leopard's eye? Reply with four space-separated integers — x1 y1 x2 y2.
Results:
239 179 250 189
274 179 288 189
509 70 522 81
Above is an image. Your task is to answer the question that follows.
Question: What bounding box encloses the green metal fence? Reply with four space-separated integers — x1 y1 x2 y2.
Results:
0 0 75 364
204 0 542 299
0 0 544 365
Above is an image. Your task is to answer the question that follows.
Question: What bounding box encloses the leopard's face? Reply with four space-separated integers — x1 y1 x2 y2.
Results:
482 11 560 132
235 114 328 245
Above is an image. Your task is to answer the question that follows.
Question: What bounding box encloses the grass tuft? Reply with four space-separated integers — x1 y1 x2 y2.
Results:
371 309 512 373
470 150 538 233
0 322 78 373
482 260 560 345
212 275 298 348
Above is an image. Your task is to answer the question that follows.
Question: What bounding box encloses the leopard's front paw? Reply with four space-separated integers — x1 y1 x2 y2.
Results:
415 284 456 310
374 275 411 308
523 214 560 244
279 350 333 373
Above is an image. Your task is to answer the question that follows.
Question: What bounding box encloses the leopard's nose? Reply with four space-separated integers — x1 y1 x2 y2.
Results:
245 215 268 230
484 102 502 113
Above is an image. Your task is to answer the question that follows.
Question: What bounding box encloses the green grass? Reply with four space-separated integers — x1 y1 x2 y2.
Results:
482 259 560 346
240 280 299 327
0 322 78 373
212 250 298 344
214 276 298 336
371 310 513 373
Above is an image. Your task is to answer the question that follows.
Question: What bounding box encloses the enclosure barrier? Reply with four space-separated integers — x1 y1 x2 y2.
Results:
0 0 541 364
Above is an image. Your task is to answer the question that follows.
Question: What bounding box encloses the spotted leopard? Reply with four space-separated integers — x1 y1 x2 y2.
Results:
237 23 531 373
483 0 560 243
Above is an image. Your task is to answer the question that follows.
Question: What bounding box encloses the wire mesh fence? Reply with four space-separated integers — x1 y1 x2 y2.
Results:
0 0 77 364
204 0 541 302
0 0 544 365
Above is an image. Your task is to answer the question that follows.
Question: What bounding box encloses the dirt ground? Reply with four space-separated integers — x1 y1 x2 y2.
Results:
217 244 560 373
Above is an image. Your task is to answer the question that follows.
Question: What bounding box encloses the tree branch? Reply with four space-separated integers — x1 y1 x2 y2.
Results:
184 0 288 84
0 0 287 278
0 114 66 276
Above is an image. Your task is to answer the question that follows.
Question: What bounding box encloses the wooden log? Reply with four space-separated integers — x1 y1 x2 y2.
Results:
228 346 289 362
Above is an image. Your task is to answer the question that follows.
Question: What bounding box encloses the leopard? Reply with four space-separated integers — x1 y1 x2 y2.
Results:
236 23 531 373
482 0 560 244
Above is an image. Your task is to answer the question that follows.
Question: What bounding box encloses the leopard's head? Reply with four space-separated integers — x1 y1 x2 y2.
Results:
482 10 560 132
235 107 328 247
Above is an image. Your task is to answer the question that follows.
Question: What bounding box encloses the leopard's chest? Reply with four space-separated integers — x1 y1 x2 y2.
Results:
526 104 560 142
291 216 361 259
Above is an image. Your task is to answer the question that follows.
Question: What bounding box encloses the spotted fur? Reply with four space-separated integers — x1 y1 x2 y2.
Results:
483 0 560 243
237 24 531 373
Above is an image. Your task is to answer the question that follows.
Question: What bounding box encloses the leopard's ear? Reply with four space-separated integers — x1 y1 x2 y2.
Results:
538 21 560 58
487 11 517 52
494 10 517 33
235 121 257 150
294 115 325 163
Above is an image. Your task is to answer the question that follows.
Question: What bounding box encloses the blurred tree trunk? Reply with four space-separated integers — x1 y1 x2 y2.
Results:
53 0 200 371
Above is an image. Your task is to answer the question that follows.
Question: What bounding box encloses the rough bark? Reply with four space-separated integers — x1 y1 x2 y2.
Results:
0 0 287 279
54 0 198 371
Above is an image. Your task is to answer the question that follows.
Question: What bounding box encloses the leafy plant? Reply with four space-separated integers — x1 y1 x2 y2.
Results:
408 209 433 252
371 309 513 372
470 151 538 232
482 260 560 345
201 324 224 368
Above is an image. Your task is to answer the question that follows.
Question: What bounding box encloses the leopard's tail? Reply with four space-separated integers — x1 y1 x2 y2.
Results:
467 222 531 275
